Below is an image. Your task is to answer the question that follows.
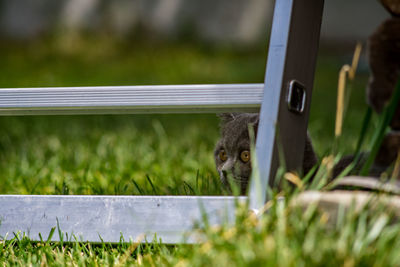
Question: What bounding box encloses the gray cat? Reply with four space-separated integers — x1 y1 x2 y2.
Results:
214 113 400 194
214 113 317 194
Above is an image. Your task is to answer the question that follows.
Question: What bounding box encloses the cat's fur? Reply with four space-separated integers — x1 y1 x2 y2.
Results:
214 113 317 194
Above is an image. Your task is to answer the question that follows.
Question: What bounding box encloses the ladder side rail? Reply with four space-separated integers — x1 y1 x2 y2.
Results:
249 0 324 210
0 195 246 244
0 84 263 115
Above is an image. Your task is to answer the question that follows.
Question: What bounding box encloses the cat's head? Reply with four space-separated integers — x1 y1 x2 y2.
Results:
214 113 259 194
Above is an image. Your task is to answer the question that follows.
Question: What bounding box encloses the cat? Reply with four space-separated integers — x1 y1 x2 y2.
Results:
214 113 318 194
214 113 400 194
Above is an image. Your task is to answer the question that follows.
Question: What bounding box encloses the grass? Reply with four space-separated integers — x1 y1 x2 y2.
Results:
0 114 222 195
0 36 395 266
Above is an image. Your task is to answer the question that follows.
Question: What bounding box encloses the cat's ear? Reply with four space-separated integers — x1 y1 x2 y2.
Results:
218 113 238 124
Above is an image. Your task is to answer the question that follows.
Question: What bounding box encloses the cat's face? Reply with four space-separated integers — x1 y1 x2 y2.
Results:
214 113 259 194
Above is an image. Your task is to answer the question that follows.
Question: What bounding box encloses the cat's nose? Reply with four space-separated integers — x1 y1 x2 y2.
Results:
221 160 234 171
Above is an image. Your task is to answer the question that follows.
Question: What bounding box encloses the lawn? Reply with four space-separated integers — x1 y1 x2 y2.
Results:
1 37 395 266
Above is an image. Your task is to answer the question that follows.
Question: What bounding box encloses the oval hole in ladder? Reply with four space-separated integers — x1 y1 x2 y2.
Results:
287 80 306 114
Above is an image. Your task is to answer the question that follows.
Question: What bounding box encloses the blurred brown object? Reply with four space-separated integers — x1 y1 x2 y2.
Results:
292 189 400 224
367 17 400 128
372 131 400 175
330 132 400 178
380 0 400 17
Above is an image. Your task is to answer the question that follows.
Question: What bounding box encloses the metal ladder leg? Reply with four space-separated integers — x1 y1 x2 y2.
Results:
249 0 324 211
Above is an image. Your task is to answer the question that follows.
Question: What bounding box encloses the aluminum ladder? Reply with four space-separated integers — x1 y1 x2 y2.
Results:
0 0 324 243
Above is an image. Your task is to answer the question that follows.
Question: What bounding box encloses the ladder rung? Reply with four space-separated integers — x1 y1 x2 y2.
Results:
0 195 246 244
0 84 263 115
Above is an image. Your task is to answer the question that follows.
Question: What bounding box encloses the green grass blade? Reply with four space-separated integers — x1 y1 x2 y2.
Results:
354 107 372 158
360 80 400 175
131 179 144 195
183 181 195 195
56 217 64 247
146 175 158 195
46 227 56 243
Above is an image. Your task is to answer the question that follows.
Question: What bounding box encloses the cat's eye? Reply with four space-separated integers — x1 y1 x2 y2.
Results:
240 150 250 163
219 150 227 162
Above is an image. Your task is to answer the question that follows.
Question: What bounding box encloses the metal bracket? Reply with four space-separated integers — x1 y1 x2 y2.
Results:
287 80 306 114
